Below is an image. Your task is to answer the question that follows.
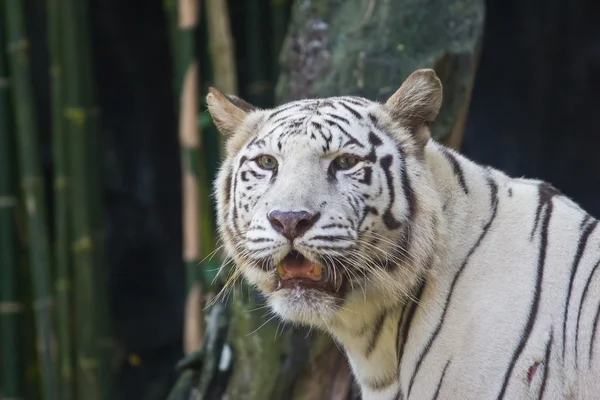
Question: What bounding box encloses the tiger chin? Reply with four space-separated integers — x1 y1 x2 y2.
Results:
207 69 600 400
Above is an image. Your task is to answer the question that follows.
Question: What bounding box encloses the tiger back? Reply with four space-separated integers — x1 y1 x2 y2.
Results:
207 69 600 400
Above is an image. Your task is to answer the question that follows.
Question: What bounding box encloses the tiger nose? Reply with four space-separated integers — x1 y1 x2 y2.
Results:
267 210 321 240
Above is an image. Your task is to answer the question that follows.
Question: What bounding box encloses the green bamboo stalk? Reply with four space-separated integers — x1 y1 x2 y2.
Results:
46 0 75 398
166 0 219 354
270 0 290 82
205 0 236 155
75 0 114 396
1 1 59 399
0 7 24 398
166 0 198 294
61 0 102 397
244 0 271 106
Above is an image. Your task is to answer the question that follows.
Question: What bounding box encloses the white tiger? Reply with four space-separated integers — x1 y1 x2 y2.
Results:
207 69 600 400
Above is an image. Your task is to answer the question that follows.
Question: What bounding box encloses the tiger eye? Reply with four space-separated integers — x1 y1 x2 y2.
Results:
334 154 359 170
256 154 278 170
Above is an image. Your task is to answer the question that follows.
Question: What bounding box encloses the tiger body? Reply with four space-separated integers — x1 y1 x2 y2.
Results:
207 70 600 400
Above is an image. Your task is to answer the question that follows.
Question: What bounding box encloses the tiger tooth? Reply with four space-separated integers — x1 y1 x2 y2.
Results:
276 264 286 278
312 263 322 278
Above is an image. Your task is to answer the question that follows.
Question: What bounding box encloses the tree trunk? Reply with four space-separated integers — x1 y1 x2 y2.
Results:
277 0 484 147
168 0 484 399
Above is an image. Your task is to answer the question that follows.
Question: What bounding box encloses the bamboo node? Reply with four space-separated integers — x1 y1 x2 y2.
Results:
127 353 142 366
26 196 36 214
55 279 72 291
61 366 73 379
49 65 62 77
64 107 86 126
72 235 94 252
54 176 69 190
0 76 11 88
7 38 30 53
0 301 25 314
79 358 99 370
0 195 17 208
33 297 55 311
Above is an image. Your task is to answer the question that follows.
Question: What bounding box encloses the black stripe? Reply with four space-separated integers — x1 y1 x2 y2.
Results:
321 223 349 230
530 183 561 240
327 113 350 125
248 238 274 243
267 104 299 121
324 118 364 148
365 309 388 358
441 148 469 194
230 161 245 235
247 169 265 179
380 155 402 229
368 132 383 147
368 113 381 128
580 214 592 229
496 185 556 400
307 235 348 242
576 256 600 365
431 359 451 400
359 166 372 185
401 158 416 223
223 170 233 204
394 305 408 362
320 100 337 109
590 301 600 365
408 177 499 399
538 331 553 400
562 218 598 362
345 97 369 106
340 101 363 119
395 280 426 400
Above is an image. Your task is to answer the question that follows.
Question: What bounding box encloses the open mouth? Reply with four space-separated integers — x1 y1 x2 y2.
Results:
275 250 343 293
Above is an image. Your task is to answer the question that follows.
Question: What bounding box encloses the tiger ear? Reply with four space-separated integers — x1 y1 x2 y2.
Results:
385 69 443 147
206 87 257 136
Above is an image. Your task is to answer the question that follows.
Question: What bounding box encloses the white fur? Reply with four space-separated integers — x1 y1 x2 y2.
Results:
210 74 600 399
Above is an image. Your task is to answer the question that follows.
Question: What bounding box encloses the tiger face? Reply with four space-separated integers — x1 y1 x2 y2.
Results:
209 70 443 328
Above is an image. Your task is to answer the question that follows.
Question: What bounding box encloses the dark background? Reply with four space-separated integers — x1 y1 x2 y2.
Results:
24 0 600 398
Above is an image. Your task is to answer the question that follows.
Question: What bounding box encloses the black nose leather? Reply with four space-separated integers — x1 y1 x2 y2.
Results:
267 210 321 240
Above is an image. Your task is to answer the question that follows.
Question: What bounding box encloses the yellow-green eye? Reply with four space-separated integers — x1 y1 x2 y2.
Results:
256 154 278 170
333 154 359 170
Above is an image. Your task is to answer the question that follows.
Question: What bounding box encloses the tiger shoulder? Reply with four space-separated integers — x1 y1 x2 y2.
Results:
207 69 600 400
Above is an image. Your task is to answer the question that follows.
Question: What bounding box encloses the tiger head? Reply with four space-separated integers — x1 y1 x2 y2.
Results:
209 70 444 329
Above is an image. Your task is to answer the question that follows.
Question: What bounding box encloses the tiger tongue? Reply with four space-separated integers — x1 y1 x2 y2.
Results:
277 254 323 280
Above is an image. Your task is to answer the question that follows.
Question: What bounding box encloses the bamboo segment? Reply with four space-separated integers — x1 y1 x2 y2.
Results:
180 60 205 354
205 0 238 95
61 0 103 397
76 0 114 396
205 0 237 155
0 9 23 399
179 0 204 355
243 1 271 106
1 1 59 399
167 0 219 354
270 0 290 80
46 0 75 398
